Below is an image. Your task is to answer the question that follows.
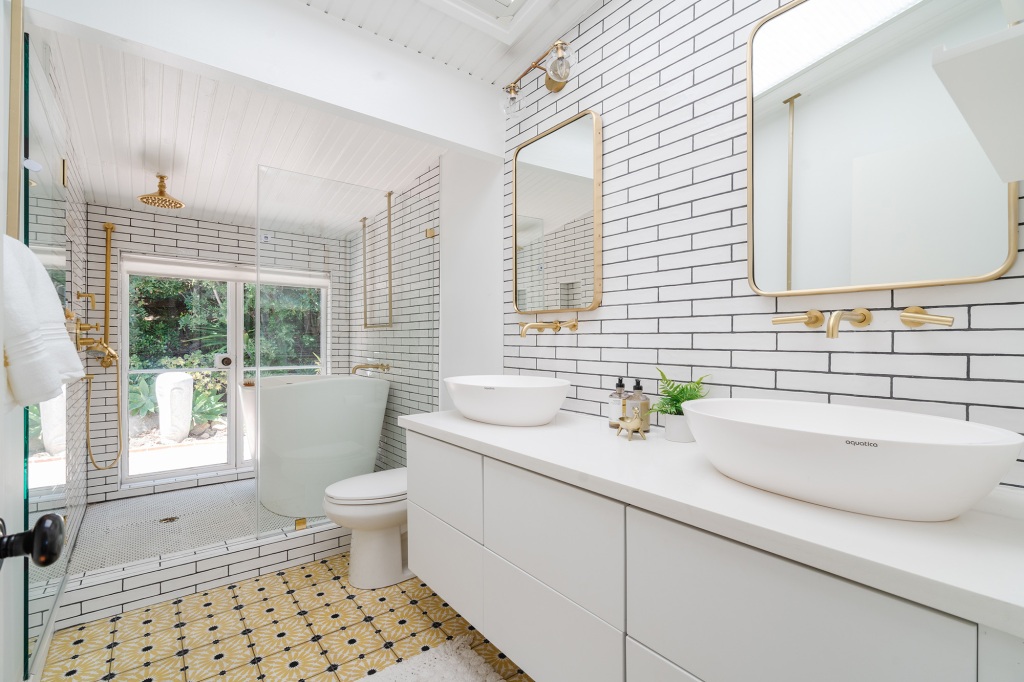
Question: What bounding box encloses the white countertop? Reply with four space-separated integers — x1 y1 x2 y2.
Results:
399 410 1024 639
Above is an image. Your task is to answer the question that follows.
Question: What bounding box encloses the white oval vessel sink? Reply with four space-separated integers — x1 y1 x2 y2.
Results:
684 398 1024 521
445 375 569 426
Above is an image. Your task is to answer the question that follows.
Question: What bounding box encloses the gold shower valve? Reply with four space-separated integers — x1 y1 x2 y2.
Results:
76 291 96 309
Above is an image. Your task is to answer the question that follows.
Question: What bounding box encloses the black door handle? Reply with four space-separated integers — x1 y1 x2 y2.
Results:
0 513 65 571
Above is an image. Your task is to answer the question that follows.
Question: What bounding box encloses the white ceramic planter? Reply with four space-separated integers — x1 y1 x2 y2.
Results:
663 414 694 443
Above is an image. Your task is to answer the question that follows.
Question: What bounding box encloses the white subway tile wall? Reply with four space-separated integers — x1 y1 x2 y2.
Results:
502 0 1024 488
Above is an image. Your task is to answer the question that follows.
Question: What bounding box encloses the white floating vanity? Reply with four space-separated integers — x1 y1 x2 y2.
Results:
398 410 1024 682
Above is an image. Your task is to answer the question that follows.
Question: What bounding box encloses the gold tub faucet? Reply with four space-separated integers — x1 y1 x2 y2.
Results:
352 363 391 374
519 319 579 337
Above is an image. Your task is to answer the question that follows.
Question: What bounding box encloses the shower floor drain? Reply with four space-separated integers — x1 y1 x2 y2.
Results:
158 517 180 524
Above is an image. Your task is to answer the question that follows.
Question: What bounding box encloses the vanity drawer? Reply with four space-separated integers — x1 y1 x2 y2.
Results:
626 508 977 682
407 502 484 627
626 638 702 682
407 433 483 541
483 548 623 682
483 458 625 629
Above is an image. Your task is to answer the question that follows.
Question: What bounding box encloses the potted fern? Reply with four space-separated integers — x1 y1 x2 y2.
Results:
649 369 709 442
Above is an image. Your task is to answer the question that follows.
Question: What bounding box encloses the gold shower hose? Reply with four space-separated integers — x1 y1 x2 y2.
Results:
83 357 124 471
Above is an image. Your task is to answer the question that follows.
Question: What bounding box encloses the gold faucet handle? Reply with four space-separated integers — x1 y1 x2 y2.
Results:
772 310 824 328
562 319 579 332
848 307 872 327
76 291 96 309
900 306 954 328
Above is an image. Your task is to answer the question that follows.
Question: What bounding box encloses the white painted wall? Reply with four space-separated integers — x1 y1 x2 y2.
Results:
24 0 504 158
439 150 504 410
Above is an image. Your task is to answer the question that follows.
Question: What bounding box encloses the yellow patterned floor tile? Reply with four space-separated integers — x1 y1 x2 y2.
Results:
370 604 435 642
282 565 326 591
305 602 366 636
42 555 532 682
386 628 452 662
110 654 187 682
395 578 435 602
352 585 405 616
473 640 523 679
506 673 536 682
292 584 345 612
185 609 249 647
177 588 237 621
233 575 289 603
41 646 112 682
109 628 184 672
110 604 179 641
332 648 398 681
190 660 262 682
182 635 255 681
49 621 116 660
416 595 458 623
239 592 302 629
319 622 386 665
258 641 333 681
248 615 316 656
439 616 485 648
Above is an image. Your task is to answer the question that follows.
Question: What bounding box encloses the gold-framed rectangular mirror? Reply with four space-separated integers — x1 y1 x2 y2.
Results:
747 0 1019 297
513 110 603 314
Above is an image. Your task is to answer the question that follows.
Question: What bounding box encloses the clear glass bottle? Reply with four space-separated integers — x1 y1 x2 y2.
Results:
608 377 626 428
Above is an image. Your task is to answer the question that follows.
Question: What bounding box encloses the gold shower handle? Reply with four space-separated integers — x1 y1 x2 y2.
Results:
76 291 96 309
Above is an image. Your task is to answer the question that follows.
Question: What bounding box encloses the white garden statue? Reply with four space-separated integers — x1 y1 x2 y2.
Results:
156 372 194 443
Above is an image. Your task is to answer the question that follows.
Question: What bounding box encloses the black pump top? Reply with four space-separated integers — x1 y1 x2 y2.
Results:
633 379 643 391
615 377 625 389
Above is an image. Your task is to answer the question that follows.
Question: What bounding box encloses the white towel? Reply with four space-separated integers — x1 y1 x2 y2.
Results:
3 235 84 406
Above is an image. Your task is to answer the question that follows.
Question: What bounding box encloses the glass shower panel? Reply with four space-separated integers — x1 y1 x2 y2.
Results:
24 33 74 672
253 164 440 538
254 167 393 537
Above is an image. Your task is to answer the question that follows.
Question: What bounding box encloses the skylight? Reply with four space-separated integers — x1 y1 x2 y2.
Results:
752 0 925 95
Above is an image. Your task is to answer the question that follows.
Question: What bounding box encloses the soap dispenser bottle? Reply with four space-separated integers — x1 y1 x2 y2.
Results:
625 379 651 432
608 377 626 428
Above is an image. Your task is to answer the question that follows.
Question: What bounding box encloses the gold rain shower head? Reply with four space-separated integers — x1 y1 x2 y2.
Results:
138 173 185 209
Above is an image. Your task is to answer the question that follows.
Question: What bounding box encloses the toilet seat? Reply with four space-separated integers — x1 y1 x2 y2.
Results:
325 468 407 506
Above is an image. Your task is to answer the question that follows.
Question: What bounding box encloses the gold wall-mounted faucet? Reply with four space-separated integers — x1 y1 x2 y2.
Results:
826 308 872 339
352 363 391 374
772 310 824 328
519 319 579 337
900 306 954 328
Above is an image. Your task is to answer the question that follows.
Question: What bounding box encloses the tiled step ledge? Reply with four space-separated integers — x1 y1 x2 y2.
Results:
54 521 351 632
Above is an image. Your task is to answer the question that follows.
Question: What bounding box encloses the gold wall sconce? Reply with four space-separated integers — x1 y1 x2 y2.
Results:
772 310 824 328
502 39 574 118
900 306 954 328
519 319 578 337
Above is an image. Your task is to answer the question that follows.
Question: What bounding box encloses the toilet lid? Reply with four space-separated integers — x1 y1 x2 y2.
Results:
325 467 407 505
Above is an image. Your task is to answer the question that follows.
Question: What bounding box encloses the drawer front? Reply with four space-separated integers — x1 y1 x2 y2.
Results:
483 548 623 682
407 433 483 541
483 458 625 629
626 638 703 682
626 508 977 682
407 502 484 627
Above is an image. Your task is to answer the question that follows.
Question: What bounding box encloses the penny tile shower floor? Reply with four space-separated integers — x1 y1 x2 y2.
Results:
43 552 533 681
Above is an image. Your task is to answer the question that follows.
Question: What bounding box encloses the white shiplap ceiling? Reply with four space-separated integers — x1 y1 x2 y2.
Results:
289 0 602 86
29 0 595 234
37 29 447 233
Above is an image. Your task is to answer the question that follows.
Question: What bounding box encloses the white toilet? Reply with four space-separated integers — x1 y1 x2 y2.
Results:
322 467 413 590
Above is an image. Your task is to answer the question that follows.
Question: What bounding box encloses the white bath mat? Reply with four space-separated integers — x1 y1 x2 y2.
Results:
374 636 504 682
